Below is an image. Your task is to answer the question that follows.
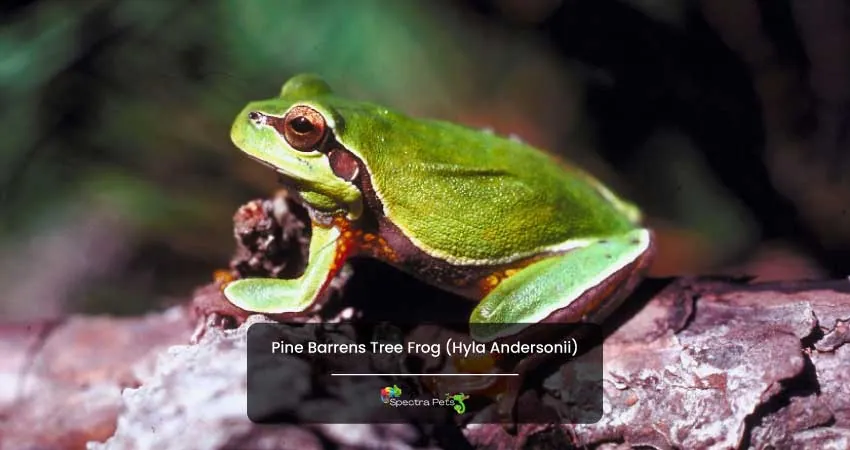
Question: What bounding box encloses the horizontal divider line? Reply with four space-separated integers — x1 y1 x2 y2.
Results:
330 373 519 376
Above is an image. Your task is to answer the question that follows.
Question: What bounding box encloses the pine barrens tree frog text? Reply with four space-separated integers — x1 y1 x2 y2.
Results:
270 338 579 359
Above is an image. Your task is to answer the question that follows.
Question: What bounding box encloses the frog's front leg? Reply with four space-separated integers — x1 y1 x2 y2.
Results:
470 228 654 426
224 220 346 315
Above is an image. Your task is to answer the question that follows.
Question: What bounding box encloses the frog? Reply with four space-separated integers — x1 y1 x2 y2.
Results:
224 74 655 422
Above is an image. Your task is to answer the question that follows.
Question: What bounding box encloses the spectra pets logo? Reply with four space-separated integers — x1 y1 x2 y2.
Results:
380 385 402 403
446 393 469 415
380 386 470 414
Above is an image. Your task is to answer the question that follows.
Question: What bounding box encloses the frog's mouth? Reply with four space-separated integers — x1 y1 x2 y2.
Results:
273 169 313 192
239 150 312 188
274 169 296 185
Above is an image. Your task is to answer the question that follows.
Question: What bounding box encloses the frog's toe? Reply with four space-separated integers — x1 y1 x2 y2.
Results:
223 278 308 314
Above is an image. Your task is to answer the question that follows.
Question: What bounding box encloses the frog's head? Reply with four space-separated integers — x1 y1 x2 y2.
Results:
231 74 362 219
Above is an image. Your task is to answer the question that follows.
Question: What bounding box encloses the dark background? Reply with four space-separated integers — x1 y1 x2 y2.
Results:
1 0 848 319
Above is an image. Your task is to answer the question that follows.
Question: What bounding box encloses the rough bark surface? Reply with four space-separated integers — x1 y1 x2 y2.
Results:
2 196 849 450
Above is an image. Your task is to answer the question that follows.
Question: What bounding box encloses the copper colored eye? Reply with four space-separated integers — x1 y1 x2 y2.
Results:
279 105 327 151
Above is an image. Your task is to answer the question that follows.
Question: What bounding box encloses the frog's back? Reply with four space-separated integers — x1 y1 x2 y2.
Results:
333 100 640 265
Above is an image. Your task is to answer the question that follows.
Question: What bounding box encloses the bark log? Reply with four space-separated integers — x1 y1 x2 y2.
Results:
1 196 849 449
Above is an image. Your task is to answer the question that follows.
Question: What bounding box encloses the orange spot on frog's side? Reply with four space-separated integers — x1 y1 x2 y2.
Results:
475 257 540 296
358 231 398 263
331 216 349 229
213 270 235 290
327 216 399 269
328 220 356 273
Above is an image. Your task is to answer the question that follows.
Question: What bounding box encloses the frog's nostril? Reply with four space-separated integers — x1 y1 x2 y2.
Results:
248 111 262 122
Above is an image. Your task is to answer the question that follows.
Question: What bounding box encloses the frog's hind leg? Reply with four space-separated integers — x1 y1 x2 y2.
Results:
468 228 654 429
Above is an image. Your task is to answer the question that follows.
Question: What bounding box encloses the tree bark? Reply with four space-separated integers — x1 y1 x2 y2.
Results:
1 197 848 449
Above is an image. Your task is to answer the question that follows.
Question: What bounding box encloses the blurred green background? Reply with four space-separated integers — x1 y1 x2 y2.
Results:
2 0 849 319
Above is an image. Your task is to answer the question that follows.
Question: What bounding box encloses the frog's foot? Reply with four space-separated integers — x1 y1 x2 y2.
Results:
221 221 344 316
468 229 654 430
470 229 653 339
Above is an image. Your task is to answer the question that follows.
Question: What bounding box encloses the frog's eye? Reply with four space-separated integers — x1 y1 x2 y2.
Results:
278 105 327 151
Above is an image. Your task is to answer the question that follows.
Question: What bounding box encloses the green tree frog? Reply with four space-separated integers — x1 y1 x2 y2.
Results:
224 74 654 413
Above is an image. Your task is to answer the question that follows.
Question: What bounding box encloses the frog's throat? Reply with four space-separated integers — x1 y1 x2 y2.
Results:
268 166 362 221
